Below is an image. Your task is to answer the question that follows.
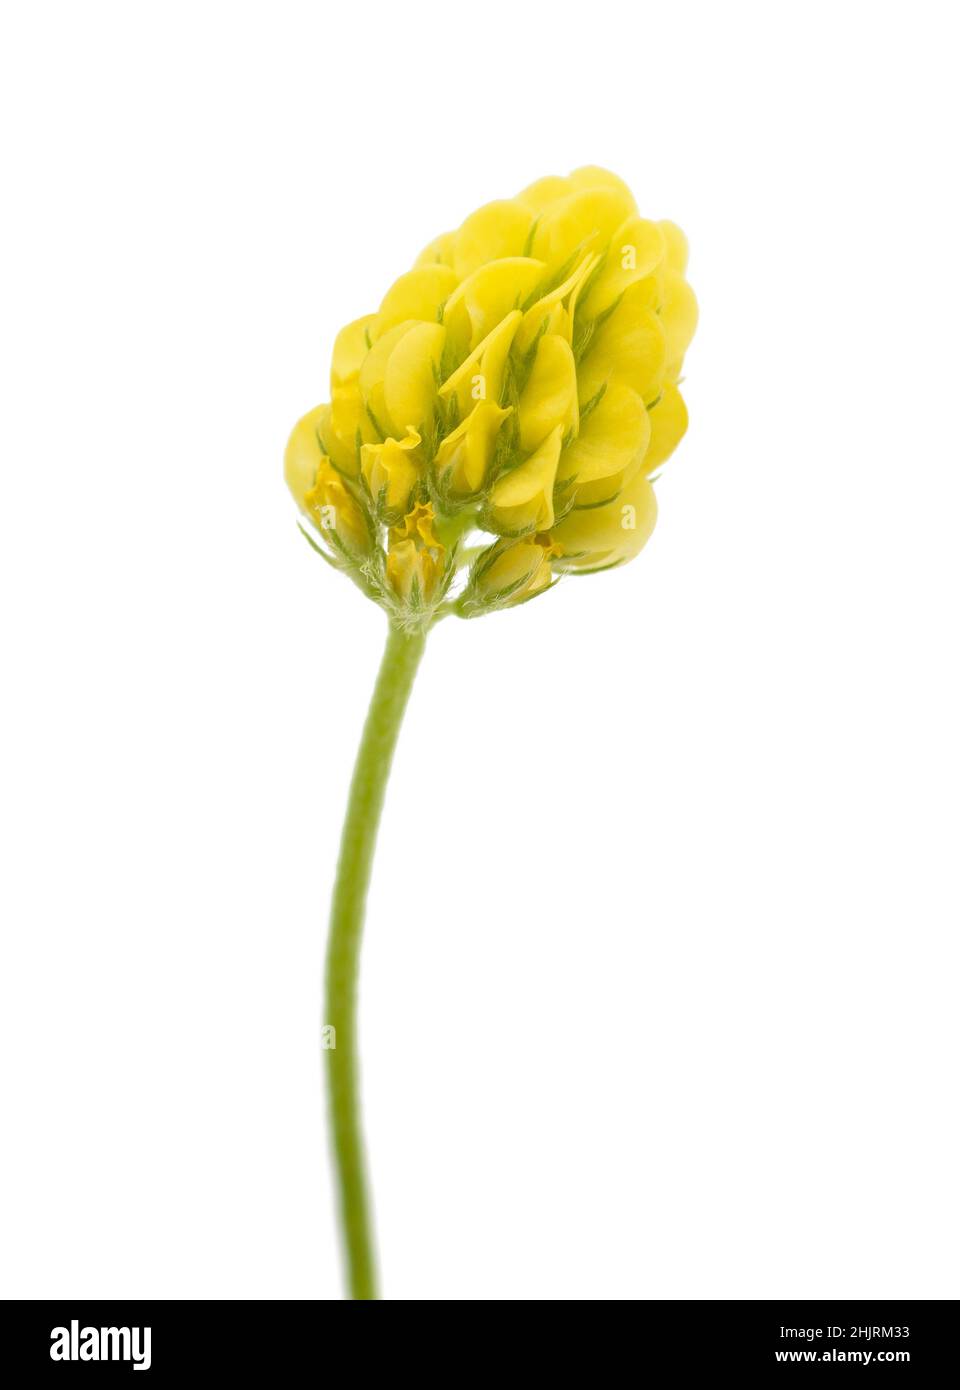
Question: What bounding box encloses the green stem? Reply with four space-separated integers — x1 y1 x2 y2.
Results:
325 621 427 1300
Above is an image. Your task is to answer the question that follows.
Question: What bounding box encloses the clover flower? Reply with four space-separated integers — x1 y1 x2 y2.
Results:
286 165 696 627
285 168 696 1299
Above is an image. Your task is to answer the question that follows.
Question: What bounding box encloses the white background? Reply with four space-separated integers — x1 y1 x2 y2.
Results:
1 0 958 1301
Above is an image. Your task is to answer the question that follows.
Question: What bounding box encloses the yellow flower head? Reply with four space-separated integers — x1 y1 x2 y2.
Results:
285 168 695 627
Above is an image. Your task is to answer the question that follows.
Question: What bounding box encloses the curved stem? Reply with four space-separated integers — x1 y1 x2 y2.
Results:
325 621 427 1300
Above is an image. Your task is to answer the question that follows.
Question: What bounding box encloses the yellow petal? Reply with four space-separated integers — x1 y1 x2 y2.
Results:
513 252 597 354
434 400 512 494
658 220 689 275
284 405 326 510
414 230 456 269
557 383 650 504
452 200 534 280
568 166 638 210
359 321 417 431
373 264 458 338
580 216 666 316
551 468 657 570
566 252 600 326
439 310 521 418
384 321 445 435
531 187 636 271
443 257 546 354
658 270 698 380
489 424 563 532
331 315 374 390
518 334 578 453
514 175 573 213
642 383 688 476
514 301 568 358
320 386 377 476
390 499 441 549
577 282 666 404
385 538 419 600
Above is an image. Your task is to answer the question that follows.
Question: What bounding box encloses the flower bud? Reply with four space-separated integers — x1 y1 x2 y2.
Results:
470 538 556 609
517 334 578 453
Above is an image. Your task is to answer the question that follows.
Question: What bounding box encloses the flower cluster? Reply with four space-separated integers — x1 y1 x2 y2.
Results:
285 166 696 630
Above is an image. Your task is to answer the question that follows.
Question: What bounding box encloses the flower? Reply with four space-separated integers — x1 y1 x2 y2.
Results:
385 503 446 604
487 425 563 533
285 167 695 626
284 406 370 553
361 429 421 519
292 170 699 1300
469 537 557 608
